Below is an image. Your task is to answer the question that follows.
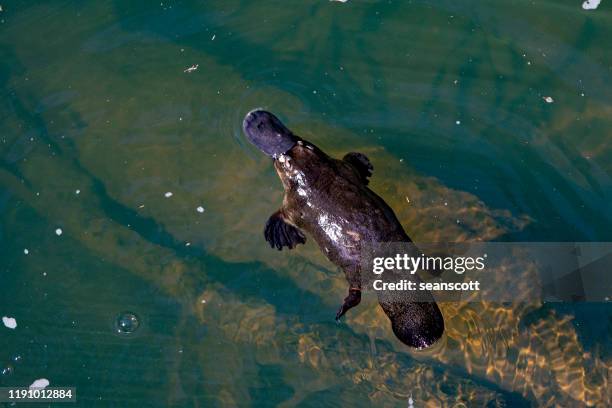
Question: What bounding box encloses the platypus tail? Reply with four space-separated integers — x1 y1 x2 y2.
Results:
378 298 444 349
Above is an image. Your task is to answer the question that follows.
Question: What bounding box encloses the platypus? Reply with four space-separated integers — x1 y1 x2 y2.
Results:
242 109 444 349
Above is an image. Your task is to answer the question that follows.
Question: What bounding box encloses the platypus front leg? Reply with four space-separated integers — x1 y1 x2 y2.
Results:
264 210 306 250
343 152 373 184
335 288 361 321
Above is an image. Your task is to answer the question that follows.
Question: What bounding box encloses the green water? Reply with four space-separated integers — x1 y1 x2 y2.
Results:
1 0 611 406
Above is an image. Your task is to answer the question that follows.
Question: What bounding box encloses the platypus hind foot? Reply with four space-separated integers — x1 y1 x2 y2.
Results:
335 288 361 321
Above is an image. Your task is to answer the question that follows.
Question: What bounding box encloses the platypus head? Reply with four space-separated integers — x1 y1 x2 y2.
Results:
243 109 298 157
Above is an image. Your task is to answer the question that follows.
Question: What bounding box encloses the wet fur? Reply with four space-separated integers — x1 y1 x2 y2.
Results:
272 141 444 349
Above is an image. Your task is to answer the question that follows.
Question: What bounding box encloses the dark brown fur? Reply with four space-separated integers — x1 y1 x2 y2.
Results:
275 143 407 288
244 110 444 348
272 141 444 349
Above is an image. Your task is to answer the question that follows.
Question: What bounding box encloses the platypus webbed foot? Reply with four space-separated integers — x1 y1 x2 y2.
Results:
335 288 361 321
264 211 306 250
343 152 373 184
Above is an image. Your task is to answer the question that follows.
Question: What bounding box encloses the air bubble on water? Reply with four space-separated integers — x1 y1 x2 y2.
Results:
114 312 140 335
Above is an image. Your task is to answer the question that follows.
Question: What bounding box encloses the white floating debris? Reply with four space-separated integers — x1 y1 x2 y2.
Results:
29 379 50 390
55 228 63 236
24 248 29 255
330 0 349 2
164 192 173 198
582 0 601 10
2 316 17 329
75 189 80 195
211 34 216 40
455 120 461 125
184 64 199 73
543 96 554 103
196 206 205 213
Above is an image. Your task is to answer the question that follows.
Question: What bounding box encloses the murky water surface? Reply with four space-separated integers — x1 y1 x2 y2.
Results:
1 1 610 406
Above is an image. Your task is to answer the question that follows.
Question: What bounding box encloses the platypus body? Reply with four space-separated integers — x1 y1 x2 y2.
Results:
243 109 444 349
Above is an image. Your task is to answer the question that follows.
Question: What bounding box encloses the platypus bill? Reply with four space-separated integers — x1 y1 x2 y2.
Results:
242 109 444 349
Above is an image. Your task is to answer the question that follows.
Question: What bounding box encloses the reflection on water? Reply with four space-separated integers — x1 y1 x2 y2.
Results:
0 0 610 406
